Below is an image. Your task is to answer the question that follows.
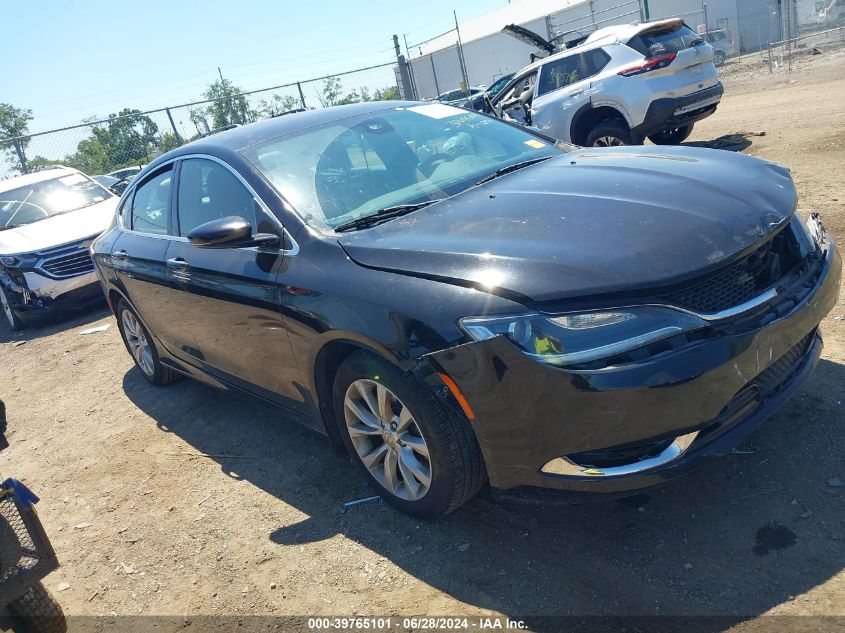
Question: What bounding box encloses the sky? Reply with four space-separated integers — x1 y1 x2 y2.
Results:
2 0 510 135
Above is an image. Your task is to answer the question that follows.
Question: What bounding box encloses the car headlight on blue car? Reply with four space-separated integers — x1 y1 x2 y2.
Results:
460 307 708 367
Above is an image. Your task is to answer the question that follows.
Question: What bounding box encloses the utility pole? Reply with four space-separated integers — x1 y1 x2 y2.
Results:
454 10 470 92
403 34 418 100
218 67 224 81
393 35 416 100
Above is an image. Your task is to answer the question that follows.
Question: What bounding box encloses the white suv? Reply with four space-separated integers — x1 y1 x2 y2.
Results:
488 19 723 146
0 166 117 330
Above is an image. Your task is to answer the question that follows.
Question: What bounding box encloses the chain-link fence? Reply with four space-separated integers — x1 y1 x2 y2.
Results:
0 62 399 181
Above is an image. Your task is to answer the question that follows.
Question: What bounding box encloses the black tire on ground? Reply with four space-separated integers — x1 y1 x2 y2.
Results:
115 300 180 386
585 119 637 147
7 582 67 633
714 50 727 66
0 287 25 331
333 350 486 519
648 124 694 145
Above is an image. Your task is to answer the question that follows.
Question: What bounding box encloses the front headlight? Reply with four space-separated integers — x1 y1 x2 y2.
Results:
460 307 707 367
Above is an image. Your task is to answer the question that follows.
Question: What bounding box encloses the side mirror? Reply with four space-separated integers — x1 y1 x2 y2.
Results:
187 216 280 249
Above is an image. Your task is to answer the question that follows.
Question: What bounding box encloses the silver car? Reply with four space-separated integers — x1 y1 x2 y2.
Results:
0 167 117 330
702 29 736 66
489 18 723 146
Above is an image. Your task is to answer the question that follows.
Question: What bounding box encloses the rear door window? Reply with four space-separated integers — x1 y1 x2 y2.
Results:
537 49 611 97
628 24 704 58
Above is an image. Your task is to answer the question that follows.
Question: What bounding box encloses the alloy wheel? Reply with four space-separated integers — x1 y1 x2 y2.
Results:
121 309 154 377
343 379 433 501
593 135 625 147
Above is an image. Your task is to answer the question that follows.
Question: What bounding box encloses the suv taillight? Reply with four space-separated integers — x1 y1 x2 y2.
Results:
618 52 678 76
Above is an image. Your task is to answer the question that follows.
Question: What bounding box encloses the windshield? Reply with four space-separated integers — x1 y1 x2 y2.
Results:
487 75 514 97
243 104 561 231
0 173 110 230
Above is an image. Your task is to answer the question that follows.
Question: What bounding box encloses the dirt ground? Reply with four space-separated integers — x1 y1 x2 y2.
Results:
1 56 844 632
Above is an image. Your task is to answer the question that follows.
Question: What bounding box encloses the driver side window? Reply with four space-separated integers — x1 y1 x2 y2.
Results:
176 158 279 237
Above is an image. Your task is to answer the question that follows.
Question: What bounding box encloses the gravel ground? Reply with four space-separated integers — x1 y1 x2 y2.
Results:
1 55 844 632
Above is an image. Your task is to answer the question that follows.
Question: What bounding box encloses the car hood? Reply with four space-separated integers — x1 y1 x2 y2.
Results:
0 197 117 255
337 146 796 305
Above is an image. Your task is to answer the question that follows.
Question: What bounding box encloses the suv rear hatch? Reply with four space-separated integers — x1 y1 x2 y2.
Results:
623 20 719 100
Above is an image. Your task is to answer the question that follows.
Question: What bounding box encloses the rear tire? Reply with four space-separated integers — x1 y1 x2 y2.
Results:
116 300 180 386
648 124 694 145
8 583 67 633
714 50 727 66
0 287 24 331
585 119 636 147
333 350 486 519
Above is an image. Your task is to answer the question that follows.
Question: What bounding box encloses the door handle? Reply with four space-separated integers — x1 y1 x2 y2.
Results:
166 257 188 267
569 90 584 98
111 249 128 260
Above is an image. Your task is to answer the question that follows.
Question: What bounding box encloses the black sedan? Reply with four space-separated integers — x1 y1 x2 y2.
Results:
91 101 841 518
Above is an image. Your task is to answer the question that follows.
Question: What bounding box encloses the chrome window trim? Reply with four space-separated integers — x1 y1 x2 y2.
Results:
115 153 299 256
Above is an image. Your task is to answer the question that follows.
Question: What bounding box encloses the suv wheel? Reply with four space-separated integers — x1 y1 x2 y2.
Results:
0 287 24 331
333 350 486 519
648 124 694 145
714 50 727 66
116 300 180 386
585 120 636 147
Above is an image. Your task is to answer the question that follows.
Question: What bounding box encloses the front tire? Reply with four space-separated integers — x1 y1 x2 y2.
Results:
116 300 180 386
714 50 727 66
333 351 485 519
8 583 67 633
0 286 24 331
648 124 694 145
585 119 636 147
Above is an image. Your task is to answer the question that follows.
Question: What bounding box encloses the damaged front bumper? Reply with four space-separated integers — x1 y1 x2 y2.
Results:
428 217 841 494
1 254 104 325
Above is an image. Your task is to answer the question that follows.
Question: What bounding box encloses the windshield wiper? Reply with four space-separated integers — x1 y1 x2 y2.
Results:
0 223 27 231
474 157 554 187
334 201 439 232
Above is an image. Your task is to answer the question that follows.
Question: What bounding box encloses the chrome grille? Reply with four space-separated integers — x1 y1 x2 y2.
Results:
35 243 95 279
662 226 801 315
667 262 757 314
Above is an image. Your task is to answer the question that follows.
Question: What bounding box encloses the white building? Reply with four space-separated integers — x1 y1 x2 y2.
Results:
405 0 818 99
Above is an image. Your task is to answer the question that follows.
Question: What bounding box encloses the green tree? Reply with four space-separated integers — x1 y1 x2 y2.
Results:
156 132 183 154
26 155 63 171
64 137 109 175
0 103 34 174
203 79 254 128
317 77 341 107
318 80 402 107
373 85 401 101
257 93 302 118
90 108 159 169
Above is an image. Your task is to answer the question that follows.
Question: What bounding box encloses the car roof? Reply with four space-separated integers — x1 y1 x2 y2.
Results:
161 101 422 158
0 166 80 193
